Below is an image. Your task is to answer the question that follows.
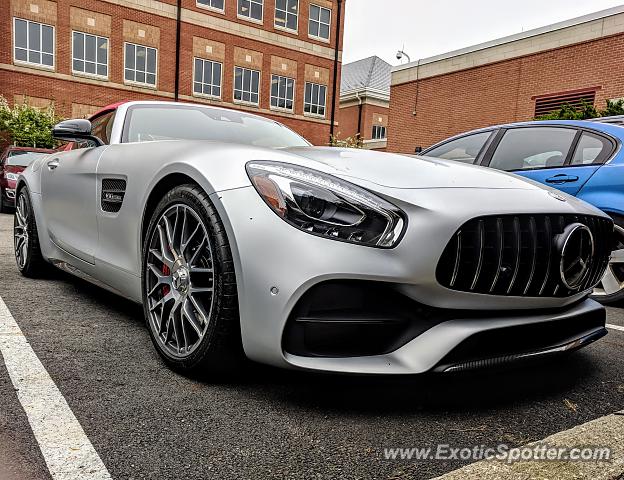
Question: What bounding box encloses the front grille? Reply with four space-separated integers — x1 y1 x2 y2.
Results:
436 215 613 297
101 178 127 213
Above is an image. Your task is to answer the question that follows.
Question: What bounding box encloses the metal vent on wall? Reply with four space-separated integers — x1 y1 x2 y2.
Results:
534 90 596 117
101 179 127 213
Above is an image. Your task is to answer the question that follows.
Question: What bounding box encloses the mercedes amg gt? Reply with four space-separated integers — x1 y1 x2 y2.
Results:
13 101 613 375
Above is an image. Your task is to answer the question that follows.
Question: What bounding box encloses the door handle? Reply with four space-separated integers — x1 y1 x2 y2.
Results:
47 159 60 171
545 174 579 184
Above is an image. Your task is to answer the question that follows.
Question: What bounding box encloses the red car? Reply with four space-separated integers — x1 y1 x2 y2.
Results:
0 146 54 212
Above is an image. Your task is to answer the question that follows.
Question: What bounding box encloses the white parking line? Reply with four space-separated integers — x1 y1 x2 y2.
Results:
0 295 112 480
607 323 624 333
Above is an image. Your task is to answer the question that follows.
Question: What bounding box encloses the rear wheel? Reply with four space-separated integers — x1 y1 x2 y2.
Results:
592 217 624 305
142 184 243 375
14 188 48 278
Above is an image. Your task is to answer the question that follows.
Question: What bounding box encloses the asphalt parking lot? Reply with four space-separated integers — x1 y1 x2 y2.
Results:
0 212 623 480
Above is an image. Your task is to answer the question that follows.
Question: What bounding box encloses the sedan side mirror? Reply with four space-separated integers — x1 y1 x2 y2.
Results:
52 119 104 147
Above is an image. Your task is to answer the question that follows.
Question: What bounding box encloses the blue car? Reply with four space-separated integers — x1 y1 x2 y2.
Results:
422 120 624 304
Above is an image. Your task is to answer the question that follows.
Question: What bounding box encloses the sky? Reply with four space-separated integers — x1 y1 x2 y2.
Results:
342 0 624 65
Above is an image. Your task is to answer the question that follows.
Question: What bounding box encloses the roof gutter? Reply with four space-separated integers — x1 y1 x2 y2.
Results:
329 0 343 142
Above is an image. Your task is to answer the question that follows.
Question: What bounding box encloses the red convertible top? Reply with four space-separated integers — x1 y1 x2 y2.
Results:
90 100 129 119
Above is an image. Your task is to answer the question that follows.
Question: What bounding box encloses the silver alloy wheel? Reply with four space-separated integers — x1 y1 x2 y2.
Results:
145 204 215 358
14 193 29 269
593 224 624 297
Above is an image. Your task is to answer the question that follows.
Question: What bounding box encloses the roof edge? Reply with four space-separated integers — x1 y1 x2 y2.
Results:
392 4 624 74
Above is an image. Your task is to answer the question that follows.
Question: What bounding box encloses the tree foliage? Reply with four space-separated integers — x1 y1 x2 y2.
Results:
0 95 62 148
536 99 624 121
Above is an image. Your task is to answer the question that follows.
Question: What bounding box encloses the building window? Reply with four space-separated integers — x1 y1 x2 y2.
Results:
304 82 327 117
72 32 108 78
270 75 295 111
372 125 387 140
534 90 596 117
193 58 222 98
13 18 54 68
275 0 299 31
308 4 331 40
234 66 260 105
238 0 263 21
124 43 157 87
197 0 225 11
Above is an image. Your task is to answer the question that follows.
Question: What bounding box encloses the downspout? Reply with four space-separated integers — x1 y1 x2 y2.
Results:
329 0 343 141
356 91 363 137
174 0 182 101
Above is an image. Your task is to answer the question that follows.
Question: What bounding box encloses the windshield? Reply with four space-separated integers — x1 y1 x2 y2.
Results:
123 104 311 148
7 152 46 167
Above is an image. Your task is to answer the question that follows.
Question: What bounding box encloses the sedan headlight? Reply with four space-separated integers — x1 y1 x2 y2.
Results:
246 161 405 248
5 173 19 181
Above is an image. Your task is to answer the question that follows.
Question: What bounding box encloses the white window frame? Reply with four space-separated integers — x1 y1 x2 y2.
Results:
233 66 261 106
123 42 158 88
71 31 109 80
274 0 299 33
193 57 223 100
237 0 264 24
196 0 225 13
13 17 55 70
304 81 327 118
372 125 387 140
308 4 331 42
270 74 295 113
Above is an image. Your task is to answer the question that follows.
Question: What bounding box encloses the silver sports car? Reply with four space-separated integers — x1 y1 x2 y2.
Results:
14 101 613 375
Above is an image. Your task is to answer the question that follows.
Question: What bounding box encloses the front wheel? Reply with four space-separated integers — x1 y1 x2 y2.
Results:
592 218 624 305
142 184 243 375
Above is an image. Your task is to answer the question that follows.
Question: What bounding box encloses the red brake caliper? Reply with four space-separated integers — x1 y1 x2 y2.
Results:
162 264 171 296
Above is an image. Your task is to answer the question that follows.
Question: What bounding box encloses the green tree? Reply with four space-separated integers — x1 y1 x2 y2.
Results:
0 95 62 148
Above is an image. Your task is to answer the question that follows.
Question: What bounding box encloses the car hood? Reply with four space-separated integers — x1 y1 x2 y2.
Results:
283 147 542 190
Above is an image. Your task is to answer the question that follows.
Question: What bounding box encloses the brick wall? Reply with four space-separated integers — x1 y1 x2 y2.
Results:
337 101 388 140
1 0 346 146
387 33 624 153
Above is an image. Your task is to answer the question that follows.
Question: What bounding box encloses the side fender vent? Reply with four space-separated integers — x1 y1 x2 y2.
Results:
101 178 127 213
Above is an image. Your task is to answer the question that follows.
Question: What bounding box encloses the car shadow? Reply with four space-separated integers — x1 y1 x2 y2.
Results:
230 352 599 414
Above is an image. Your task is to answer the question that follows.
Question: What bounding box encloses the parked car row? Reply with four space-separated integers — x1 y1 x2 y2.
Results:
422 119 624 304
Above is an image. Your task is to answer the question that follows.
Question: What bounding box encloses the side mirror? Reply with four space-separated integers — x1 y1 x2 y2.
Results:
52 119 104 147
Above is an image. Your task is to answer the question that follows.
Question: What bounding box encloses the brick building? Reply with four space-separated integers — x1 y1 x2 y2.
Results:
1 0 345 145
388 6 624 153
337 55 390 150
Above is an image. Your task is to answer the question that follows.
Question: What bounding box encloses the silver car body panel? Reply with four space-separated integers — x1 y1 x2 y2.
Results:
18 101 611 373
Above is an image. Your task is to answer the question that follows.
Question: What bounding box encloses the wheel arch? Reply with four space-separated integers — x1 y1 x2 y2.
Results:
140 172 202 245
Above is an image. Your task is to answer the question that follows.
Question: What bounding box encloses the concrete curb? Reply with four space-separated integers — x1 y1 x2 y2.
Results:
433 410 624 480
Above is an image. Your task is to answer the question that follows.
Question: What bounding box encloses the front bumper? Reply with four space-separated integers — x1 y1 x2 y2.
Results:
213 186 608 374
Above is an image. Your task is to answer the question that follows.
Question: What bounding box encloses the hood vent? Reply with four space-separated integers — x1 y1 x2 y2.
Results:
101 179 126 213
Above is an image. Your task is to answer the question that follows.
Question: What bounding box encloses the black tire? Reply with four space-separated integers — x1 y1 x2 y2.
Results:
14 187 48 278
591 215 624 305
142 184 244 376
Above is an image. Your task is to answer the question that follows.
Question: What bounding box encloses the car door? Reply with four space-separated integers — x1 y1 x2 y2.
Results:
484 126 609 196
41 111 114 264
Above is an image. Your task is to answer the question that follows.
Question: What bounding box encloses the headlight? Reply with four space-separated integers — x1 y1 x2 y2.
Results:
246 161 405 248
5 173 19 181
